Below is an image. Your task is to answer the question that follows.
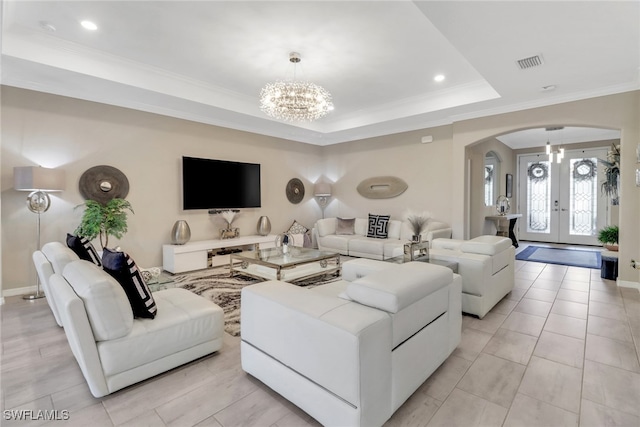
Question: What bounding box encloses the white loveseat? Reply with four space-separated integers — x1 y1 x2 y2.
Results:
429 235 515 319
48 258 225 397
241 260 462 427
314 217 452 260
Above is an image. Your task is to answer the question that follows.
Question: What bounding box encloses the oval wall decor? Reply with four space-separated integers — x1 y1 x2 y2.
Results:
285 178 305 204
79 165 130 204
357 176 408 199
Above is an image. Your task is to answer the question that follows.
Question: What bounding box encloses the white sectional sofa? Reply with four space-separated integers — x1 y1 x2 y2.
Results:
314 217 452 260
33 241 82 327
241 260 462 427
43 245 225 398
429 235 515 319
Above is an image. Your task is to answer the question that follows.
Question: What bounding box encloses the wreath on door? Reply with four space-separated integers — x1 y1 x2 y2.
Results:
527 163 548 183
573 159 596 181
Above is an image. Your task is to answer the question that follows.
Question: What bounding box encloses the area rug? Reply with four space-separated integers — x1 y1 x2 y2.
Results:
516 246 601 269
172 265 341 336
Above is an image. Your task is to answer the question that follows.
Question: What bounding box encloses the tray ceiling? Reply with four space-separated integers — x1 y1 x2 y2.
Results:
2 1 638 146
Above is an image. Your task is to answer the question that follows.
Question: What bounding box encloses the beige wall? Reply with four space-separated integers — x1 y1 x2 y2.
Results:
1 87 324 292
321 125 454 223
467 138 516 238
2 87 639 293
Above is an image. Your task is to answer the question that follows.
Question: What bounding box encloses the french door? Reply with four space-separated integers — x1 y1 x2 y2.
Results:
517 148 608 245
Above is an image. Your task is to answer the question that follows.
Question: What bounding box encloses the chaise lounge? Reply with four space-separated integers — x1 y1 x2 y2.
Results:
37 241 226 398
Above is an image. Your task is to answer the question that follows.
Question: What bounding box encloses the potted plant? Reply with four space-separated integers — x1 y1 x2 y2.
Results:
75 198 134 248
597 225 619 251
404 210 431 242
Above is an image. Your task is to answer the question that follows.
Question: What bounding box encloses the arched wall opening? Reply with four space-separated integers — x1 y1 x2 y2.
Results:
466 126 621 239
449 91 639 284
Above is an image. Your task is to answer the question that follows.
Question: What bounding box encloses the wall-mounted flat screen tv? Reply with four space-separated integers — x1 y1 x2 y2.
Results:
182 156 261 210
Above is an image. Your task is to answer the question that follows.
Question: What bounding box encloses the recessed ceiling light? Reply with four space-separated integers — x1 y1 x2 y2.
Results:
434 74 445 82
81 20 98 31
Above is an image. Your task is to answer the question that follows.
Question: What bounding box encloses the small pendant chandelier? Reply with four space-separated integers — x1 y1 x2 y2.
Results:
545 126 565 163
260 52 334 122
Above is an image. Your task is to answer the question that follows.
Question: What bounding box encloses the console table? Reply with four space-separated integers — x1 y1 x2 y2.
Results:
163 235 276 273
485 214 522 248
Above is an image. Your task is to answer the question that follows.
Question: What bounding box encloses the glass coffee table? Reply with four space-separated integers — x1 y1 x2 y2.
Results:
146 271 176 292
230 247 341 283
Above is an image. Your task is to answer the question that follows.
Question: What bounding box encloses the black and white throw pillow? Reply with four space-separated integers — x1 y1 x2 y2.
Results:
287 220 309 235
66 233 102 266
102 248 157 319
367 214 390 239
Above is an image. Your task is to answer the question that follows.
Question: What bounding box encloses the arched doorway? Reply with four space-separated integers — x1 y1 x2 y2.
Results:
468 126 620 245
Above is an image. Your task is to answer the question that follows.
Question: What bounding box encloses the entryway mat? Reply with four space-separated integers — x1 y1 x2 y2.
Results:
516 246 601 269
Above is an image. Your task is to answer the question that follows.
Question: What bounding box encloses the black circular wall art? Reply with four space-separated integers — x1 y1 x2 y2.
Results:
285 178 305 204
79 165 130 204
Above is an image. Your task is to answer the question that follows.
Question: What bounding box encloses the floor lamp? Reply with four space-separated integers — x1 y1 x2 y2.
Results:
14 166 65 300
314 182 332 219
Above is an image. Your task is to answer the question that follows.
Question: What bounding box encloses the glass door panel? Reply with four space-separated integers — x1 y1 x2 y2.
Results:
518 148 607 245
519 156 557 242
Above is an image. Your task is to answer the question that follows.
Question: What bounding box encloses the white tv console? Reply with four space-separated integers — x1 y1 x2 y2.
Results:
163 235 276 273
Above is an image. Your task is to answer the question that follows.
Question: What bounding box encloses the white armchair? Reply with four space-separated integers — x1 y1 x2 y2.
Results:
241 261 462 426
429 236 515 319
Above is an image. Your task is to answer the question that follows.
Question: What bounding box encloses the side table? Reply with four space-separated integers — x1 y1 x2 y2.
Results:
600 250 619 280
386 242 459 273
404 241 429 262
485 214 522 248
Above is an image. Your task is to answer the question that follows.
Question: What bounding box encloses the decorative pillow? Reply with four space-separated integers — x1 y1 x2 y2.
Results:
102 248 157 319
287 220 309 235
66 233 102 267
336 217 356 235
367 214 390 239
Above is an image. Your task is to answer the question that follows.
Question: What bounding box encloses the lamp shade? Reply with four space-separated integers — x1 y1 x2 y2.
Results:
14 166 65 192
314 182 332 196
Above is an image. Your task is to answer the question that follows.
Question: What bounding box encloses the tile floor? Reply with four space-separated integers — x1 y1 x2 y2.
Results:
1 245 639 426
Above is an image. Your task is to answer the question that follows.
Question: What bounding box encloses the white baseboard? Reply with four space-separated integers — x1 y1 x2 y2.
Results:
2 285 37 298
617 279 640 290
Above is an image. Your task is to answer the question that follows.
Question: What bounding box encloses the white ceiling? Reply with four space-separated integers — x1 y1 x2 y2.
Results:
2 1 638 146
496 126 621 150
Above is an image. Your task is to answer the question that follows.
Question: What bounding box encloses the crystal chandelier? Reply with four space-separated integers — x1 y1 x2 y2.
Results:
260 52 334 122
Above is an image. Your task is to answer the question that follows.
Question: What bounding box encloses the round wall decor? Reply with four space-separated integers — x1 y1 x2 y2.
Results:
285 178 305 204
79 165 130 204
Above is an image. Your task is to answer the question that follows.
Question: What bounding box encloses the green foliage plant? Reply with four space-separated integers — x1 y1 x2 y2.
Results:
75 198 134 248
597 225 619 245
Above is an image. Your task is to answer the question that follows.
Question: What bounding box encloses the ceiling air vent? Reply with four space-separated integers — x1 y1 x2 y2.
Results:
516 55 544 70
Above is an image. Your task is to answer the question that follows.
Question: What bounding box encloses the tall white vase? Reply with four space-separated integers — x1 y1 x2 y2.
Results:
171 220 191 245
257 216 271 236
